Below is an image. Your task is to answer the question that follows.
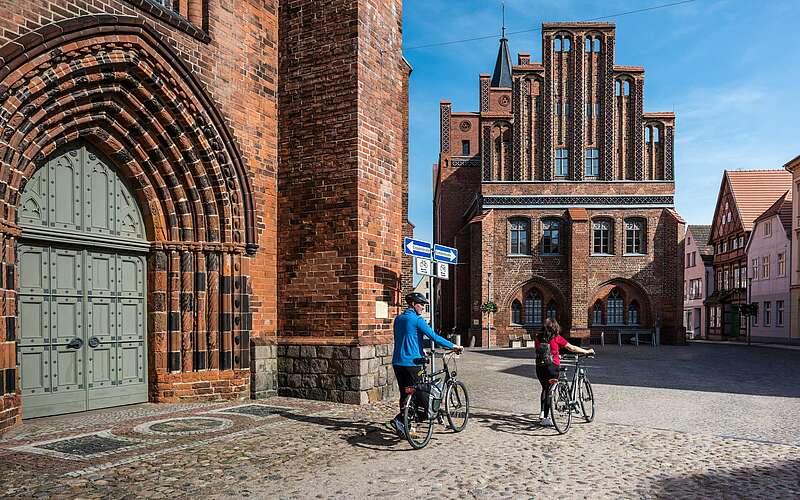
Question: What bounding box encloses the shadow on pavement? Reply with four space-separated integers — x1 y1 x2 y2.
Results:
647 458 800 498
470 410 572 437
279 412 408 451
471 344 800 398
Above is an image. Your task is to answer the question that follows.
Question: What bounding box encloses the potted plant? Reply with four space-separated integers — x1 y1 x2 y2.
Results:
481 301 498 313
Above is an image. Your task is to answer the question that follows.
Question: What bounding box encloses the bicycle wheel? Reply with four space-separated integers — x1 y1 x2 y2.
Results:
403 390 434 449
549 380 572 434
444 380 470 432
578 377 595 423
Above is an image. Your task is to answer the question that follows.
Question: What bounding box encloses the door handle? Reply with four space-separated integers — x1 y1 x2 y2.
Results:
67 338 83 349
88 336 100 348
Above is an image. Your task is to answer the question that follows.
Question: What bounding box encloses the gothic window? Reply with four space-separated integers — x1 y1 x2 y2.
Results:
563 38 571 52
511 300 522 325
653 126 660 142
592 302 603 325
585 148 600 176
623 80 631 96
585 38 592 52
541 218 561 255
625 218 646 254
546 301 557 320
615 80 621 96
608 288 624 325
554 38 562 52
462 140 470 155
592 218 612 254
555 148 569 177
593 38 601 52
509 218 531 255
524 291 543 326
645 127 651 143
628 301 640 325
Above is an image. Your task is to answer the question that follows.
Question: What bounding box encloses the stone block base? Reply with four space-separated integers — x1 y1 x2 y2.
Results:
0 392 21 434
251 337 278 399
277 343 396 405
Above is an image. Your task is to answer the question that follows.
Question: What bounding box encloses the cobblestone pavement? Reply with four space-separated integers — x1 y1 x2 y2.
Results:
1 344 799 499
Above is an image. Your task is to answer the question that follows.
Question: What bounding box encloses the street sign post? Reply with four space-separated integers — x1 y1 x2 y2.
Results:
415 257 433 276
404 237 432 259
436 262 449 280
433 244 458 264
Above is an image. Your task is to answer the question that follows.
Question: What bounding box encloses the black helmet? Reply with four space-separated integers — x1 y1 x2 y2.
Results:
405 292 429 305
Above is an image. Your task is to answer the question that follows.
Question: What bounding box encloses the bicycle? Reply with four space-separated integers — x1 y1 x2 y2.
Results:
402 349 470 449
548 354 595 434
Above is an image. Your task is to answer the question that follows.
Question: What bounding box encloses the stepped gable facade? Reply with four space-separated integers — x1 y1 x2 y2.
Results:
434 23 684 347
0 0 409 432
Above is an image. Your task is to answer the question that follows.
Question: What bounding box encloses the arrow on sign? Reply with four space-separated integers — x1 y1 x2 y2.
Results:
404 237 432 259
433 244 458 264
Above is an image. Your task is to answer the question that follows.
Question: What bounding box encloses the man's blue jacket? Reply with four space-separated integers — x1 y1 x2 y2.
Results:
392 308 454 366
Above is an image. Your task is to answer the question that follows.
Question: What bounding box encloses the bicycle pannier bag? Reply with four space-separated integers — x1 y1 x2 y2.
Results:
535 342 555 367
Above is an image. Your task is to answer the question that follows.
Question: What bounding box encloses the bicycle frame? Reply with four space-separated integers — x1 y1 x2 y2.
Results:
559 355 589 407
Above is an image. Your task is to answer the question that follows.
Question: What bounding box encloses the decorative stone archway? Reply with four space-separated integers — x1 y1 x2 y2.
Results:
588 278 654 329
0 16 259 421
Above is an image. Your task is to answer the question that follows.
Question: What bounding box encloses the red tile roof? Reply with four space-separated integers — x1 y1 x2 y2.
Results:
726 170 793 231
753 189 793 235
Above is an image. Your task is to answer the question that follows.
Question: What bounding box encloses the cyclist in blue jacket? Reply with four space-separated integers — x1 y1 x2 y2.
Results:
389 292 463 437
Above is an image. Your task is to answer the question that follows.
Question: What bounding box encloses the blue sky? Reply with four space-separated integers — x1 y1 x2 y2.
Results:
402 0 800 244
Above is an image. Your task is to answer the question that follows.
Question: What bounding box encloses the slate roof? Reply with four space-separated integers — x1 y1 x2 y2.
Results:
490 37 512 88
687 225 713 256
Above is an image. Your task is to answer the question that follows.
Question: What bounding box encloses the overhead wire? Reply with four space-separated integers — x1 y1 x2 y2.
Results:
405 0 698 50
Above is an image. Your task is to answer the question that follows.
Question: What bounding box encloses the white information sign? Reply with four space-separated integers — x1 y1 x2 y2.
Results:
415 257 433 276
436 262 449 280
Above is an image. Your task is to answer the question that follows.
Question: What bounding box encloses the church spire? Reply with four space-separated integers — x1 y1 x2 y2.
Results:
490 2 512 88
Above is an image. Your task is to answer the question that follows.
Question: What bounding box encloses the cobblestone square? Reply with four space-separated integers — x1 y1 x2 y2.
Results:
1 343 799 499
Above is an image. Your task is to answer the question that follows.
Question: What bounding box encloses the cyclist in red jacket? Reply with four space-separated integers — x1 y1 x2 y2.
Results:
534 318 594 426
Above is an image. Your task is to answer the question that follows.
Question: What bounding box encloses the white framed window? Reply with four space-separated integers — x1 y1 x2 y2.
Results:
541 218 561 255
764 221 772 237
509 218 531 255
625 218 646 254
777 300 784 326
764 301 771 326
762 255 770 279
778 252 786 277
592 219 612 254
752 258 759 280
555 149 569 177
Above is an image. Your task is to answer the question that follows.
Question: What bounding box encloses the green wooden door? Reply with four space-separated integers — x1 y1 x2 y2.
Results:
17 145 148 418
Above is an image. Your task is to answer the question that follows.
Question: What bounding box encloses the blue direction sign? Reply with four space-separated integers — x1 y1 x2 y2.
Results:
404 237 432 259
433 244 458 264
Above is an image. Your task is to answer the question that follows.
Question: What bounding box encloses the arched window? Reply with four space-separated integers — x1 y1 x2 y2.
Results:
585 37 592 52
592 301 603 325
511 300 522 325
615 80 621 96
541 218 561 255
592 218 613 254
593 38 601 52
623 80 631 96
524 291 543 326
645 127 651 143
554 38 562 52
492 122 512 180
509 218 531 255
546 301 557 320
628 301 640 325
653 126 660 143
563 38 571 52
608 288 624 325
625 218 646 254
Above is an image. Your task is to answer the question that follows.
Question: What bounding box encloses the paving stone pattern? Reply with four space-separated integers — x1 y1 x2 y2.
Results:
0 345 799 498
